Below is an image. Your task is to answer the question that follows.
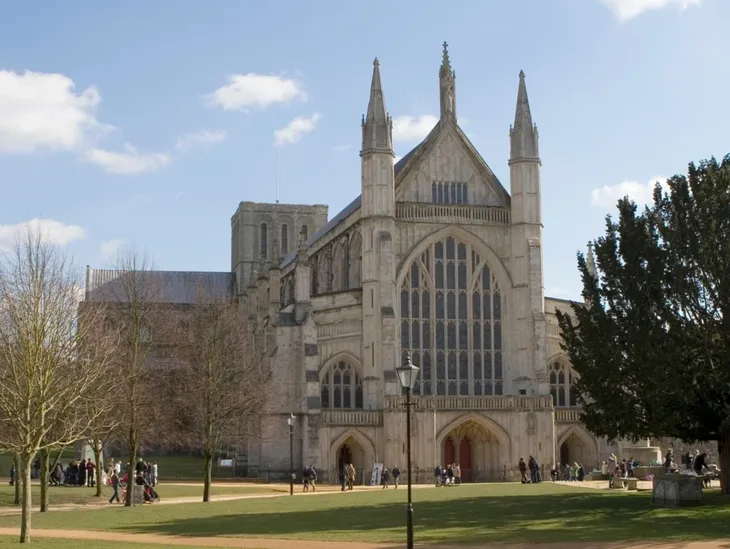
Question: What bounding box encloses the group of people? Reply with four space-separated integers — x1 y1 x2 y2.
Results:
379 465 401 488
518 456 543 484
108 458 160 504
433 463 461 486
551 462 586 482
302 464 317 492
338 463 356 491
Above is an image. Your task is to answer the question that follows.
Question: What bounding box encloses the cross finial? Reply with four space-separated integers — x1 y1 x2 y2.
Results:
442 42 450 66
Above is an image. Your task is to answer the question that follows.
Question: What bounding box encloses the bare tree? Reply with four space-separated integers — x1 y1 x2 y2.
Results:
0 228 118 543
176 284 271 502
90 247 172 506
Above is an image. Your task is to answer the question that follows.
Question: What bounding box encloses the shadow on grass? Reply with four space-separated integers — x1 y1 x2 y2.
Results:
106 486 730 546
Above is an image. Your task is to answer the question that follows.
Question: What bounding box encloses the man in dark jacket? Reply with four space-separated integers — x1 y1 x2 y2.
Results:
391 465 401 489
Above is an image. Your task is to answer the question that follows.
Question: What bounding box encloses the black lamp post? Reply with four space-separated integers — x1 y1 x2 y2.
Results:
396 353 420 549
287 412 295 496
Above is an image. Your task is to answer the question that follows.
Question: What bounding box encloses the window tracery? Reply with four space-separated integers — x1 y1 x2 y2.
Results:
549 361 578 407
400 236 503 396
320 360 363 409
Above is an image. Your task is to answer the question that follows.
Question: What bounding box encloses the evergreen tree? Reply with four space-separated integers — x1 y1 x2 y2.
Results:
557 155 730 494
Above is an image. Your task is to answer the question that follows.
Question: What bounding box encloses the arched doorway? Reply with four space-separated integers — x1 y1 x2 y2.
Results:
441 419 500 482
559 432 591 467
335 436 366 474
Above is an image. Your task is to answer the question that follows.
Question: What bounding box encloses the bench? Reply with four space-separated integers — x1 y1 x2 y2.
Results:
612 477 638 490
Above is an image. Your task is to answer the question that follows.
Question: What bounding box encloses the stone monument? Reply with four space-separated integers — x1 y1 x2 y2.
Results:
618 438 662 465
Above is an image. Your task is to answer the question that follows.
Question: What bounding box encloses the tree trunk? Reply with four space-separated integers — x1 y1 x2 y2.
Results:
39 449 50 512
203 452 213 503
125 437 137 507
19 454 33 543
13 453 20 505
717 433 730 495
93 439 104 498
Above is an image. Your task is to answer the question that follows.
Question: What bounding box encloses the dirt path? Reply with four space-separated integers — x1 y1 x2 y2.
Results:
0 527 726 549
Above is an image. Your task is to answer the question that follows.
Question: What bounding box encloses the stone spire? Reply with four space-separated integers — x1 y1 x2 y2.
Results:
361 58 393 155
510 70 539 161
439 41 456 120
586 244 597 278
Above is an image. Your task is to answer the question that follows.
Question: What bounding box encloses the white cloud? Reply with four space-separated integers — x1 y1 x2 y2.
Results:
0 70 175 174
333 144 352 152
274 113 320 146
205 73 306 111
85 144 171 175
175 130 227 151
0 70 107 154
392 115 438 142
0 218 85 251
601 0 701 21
591 176 668 209
100 238 125 258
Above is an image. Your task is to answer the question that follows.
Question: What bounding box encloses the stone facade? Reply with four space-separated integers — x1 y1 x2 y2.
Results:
85 44 609 481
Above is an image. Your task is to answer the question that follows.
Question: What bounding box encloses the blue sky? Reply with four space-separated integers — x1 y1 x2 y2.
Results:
0 0 727 299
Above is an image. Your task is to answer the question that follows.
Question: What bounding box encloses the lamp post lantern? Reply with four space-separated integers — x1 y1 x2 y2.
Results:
287 413 295 496
396 353 419 549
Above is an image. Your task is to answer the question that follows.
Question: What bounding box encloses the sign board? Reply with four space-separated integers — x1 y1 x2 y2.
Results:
219 459 234 468
131 485 145 506
370 463 384 486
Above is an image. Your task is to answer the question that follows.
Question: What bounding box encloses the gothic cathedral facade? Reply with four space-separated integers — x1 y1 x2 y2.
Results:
86 44 602 479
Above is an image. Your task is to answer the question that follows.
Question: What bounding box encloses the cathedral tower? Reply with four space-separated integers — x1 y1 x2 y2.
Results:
508 71 547 395
360 58 397 406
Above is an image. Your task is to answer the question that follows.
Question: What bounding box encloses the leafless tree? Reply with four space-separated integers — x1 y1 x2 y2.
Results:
0 228 118 542
175 283 271 502
91 247 173 506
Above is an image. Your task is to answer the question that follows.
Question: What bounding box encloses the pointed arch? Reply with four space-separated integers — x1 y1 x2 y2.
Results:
319 350 362 376
557 425 598 468
329 428 376 471
398 226 510 397
319 351 363 410
348 230 362 289
331 238 347 292
548 354 579 408
436 413 511 450
397 226 512 291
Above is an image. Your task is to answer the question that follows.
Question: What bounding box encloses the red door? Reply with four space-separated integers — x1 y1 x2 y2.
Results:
444 437 456 466
459 437 472 482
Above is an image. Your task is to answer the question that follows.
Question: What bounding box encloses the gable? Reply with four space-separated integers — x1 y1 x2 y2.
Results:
395 122 510 208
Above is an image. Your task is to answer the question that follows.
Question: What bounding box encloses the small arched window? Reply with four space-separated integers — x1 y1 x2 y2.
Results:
260 222 268 259
139 322 152 344
300 225 309 244
320 361 363 409
281 224 289 255
549 361 578 407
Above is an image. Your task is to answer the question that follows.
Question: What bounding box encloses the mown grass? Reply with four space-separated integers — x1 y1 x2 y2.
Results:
0 482 281 507
0 482 728 545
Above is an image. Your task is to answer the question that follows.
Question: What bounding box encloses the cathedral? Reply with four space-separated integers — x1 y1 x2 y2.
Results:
86 44 606 481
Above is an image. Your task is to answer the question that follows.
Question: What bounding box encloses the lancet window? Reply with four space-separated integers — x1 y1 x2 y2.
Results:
432 182 468 204
399 236 503 396
550 361 578 407
281 224 289 255
320 360 364 409
260 222 268 259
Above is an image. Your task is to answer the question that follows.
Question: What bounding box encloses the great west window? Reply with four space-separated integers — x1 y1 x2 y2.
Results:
400 236 503 396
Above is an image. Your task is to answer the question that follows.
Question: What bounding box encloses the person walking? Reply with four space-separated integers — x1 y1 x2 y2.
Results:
108 471 121 504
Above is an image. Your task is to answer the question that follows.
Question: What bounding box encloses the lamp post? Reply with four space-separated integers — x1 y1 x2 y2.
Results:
287 413 295 496
396 353 420 549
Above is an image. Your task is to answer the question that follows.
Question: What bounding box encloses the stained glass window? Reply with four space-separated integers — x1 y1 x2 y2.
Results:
549 361 578 407
320 361 363 409
400 236 503 396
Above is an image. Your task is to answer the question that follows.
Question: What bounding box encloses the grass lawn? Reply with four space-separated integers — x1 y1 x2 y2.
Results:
0 482 281 507
0 482 728 545
0 536 255 548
